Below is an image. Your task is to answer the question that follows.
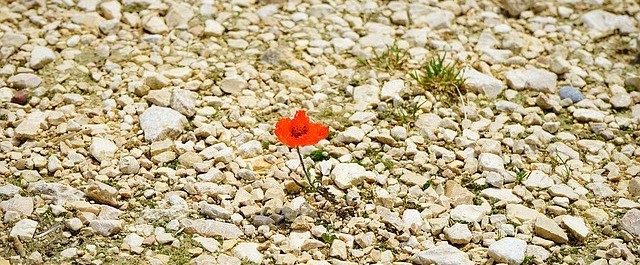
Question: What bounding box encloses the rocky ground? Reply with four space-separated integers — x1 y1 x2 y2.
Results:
1 0 640 264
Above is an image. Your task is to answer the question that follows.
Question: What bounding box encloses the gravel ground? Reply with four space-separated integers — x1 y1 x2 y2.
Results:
1 0 640 264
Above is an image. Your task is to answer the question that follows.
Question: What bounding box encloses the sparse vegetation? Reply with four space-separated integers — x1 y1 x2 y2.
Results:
309 149 330 162
514 169 531 185
359 42 409 71
379 100 427 126
410 53 466 102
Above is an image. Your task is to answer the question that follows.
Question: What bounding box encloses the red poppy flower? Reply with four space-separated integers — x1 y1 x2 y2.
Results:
275 110 328 148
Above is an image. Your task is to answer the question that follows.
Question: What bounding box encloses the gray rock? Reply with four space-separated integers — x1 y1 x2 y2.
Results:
558 86 583 103
621 209 640 237
504 68 557 93
500 0 533 17
165 3 193 29
412 243 473 265
29 46 55 70
200 202 232 219
140 106 188 142
90 220 122 236
463 67 504 98
8 73 42 89
27 181 84 205
488 237 527 265
171 89 197 117
181 219 243 239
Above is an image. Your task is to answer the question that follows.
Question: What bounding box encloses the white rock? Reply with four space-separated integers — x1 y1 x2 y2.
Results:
15 110 47 140
237 140 262 158
30 46 55 70
204 20 225 36
413 243 472 265
335 126 365 144
165 3 194 29
481 188 522 203
143 16 169 34
119 156 140 174
194 236 221 253
478 153 504 172
408 5 454 29
219 76 247 95
145 72 171 89
10 219 38 240
171 89 197 117
445 223 472 244
499 0 533 17
99 1 122 19
450 205 487 223
124 233 144 248
353 85 380 111
463 67 504 98
330 163 372 189
611 93 632 108
562 215 590 241
232 243 263 264
488 237 527 265
331 37 355 52
381 80 404 100
523 170 554 189
90 138 117 162
504 68 557 93
582 10 637 35
8 73 42 89
280 70 311 88
572 109 605 122
140 106 188 142
402 209 423 229
90 220 122 236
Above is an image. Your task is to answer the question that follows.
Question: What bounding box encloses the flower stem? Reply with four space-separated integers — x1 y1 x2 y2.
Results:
296 146 316 191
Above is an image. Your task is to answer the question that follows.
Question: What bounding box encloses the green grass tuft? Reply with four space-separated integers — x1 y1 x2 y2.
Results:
410 53 465 102
359 42 409 71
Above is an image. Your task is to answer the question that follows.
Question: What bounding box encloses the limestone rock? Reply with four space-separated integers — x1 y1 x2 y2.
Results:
140 106 188 142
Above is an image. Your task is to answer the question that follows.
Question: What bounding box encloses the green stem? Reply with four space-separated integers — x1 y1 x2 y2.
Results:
296 147 315 190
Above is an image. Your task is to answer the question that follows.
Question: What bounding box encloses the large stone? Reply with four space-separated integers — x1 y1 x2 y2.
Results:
27 181 84 205
90 138 117 162
331 163 373 189
219 76 247 95
444 223 472 244
165 3 194 29
462 67 504 98
204 20 225 36
535 216 568 243
582 10 637 35
621 209 640 237
504 68 557 93
85 181 119 206
523 170 554 189
171 89 197 117
450 205 487 223
15 110 47 140
561 216 590 241
573 109 605 123
8 73 42 89
181 219 243 239
232 243 263 264
499 0 533 17
139 106 188 142
0 196 34 216
445 180 474 206
412 243 472 265
488 237 527 265
280 70 311 88
90 220 122 236
145 72 171 90
353 85 380 111
29 46 55 70
408 4 454 29
10 219 38 240
143 15 169 34
478 153 504 172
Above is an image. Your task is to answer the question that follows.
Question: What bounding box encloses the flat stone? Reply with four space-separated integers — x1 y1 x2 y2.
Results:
181 219 243 239
621 209 640 237
0 196 34 216
558 86 583 103
85 181 119 206
504 68 557 93
8 73 42 89
10 219 38 240
561 215 590 241
140 106 188 142
444 223 472 244
27 181 84 205
445 180 474 206
463 66 504 98
450 205 487 223
219 76 247 95
89 219 122 236
232 243 263 264
523 170 554 189
193 236 221 253
488 237 527 265
143 15 169 34
165 3 194 29
573 108 605 123
280 69 311 88
535 216 568 243
480 188 522 203
412 242 472 265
